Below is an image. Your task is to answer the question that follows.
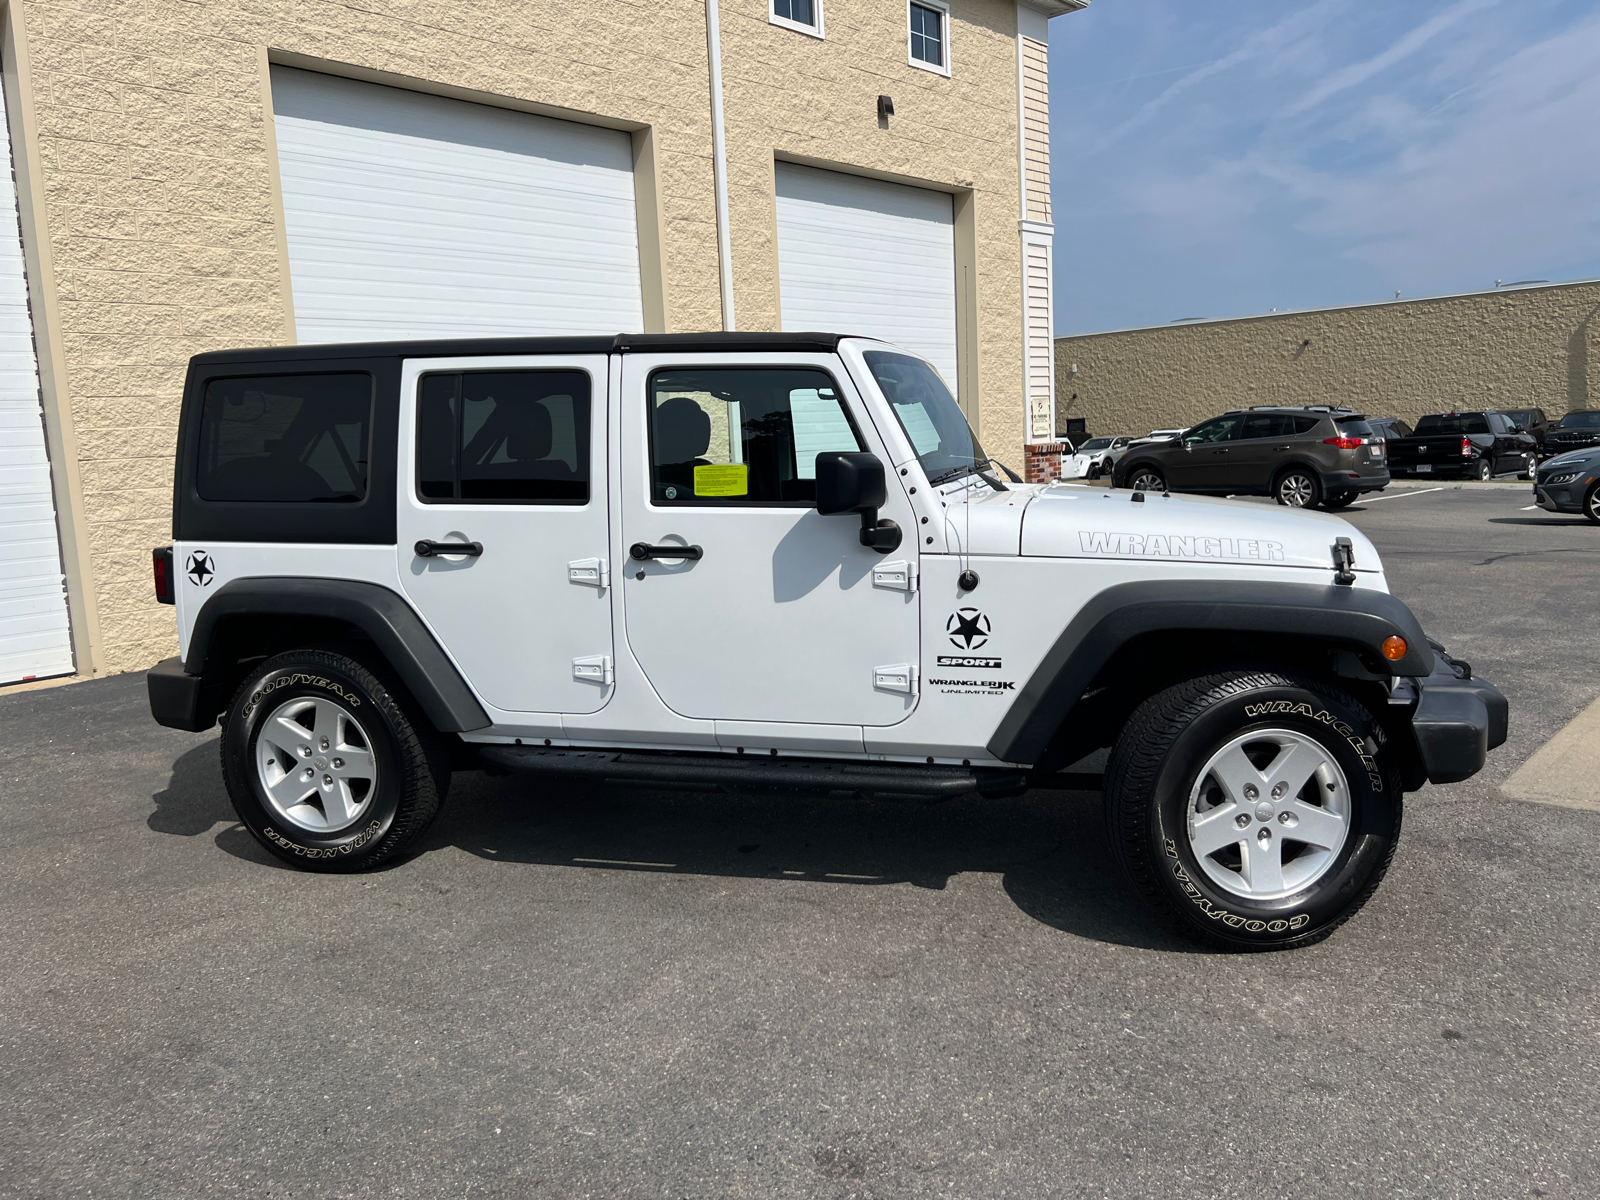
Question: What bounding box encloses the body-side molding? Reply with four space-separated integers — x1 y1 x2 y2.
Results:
185 577 491 733
988 580 1433 766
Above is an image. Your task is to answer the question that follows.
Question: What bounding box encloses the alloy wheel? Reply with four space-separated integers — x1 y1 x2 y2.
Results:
255 695 378 832
1277 472 1315 507
1129 469 1163 492
1186 729 1352 900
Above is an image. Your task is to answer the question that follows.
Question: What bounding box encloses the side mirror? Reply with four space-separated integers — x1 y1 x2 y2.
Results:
815 451 902 554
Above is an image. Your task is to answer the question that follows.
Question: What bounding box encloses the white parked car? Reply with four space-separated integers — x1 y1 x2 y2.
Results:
1129 427 1185 447
148 332 1505 950
1066 435 1133 479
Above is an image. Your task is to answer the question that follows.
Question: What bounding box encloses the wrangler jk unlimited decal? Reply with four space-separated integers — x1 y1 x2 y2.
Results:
1165 840 1310 931
1244 700 1383 791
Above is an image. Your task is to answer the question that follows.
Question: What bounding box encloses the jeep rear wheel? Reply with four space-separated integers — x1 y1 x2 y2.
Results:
1104 670 1401 951
221 648 450 872
1274 468 1321 508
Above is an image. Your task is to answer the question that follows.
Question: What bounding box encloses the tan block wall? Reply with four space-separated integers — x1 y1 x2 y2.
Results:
17 0 1031 674
1055 280 1600 438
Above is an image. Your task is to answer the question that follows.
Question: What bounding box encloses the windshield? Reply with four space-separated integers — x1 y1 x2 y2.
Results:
1505 410 1534 424
1558 412 1600 429
1416 414 1489 434
863 351 985 482
1079 438 1113 451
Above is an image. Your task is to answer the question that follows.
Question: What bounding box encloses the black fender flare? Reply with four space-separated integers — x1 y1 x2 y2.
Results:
182 577 491 733
987 579 1433 765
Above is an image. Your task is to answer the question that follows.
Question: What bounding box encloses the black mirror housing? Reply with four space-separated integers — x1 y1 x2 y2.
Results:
814 451 901 554
815 451 887 515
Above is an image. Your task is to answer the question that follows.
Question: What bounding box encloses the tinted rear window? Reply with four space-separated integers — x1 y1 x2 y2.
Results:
417 371 591 504
198 373 372 502
1335 418 1373 436
1558 412 1600 429
1415 414 1489 434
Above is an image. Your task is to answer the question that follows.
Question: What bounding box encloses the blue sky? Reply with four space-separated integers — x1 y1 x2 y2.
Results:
1047 0 1600 333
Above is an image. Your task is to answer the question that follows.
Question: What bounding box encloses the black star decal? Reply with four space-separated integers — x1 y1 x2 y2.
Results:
947 608 990 650
186 552 215 587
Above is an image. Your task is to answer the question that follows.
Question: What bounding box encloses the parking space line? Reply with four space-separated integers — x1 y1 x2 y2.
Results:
1522 505 1539 510
1362 487 1445 502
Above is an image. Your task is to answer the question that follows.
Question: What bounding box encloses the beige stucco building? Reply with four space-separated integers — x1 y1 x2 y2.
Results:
0 0 1085 684
1054 278 1600 440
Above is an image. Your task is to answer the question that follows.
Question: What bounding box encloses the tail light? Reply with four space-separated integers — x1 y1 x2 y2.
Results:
1460 436 1473 457
153 546 174 604
1322 435 1364 450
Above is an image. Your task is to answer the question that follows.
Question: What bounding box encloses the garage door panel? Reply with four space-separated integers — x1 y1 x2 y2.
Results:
271 67 644 343
0 78 72 684
775 162 958 391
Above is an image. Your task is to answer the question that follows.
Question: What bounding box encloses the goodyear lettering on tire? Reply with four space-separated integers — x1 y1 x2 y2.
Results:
243 673 363 718
1164 839 1310 932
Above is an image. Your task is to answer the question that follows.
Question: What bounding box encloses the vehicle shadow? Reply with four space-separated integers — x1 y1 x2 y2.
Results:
425 769 1192 952
1487 516 1593 527
148 745 1192 950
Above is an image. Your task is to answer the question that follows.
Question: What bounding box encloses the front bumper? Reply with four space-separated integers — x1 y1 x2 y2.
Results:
1396 647 1508 785
1533 479 1589 513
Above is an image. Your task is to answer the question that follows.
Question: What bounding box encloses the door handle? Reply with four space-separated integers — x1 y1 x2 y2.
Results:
415 539 483 558
1275 445 1291 451
630 542 703 561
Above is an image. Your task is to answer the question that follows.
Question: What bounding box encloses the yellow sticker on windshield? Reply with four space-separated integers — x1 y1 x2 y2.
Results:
694 464 748 497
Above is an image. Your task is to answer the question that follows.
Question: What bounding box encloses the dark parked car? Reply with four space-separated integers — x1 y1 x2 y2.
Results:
1503 407 1549 451
1387 411 1537 480
1541 410 1600 458
1367 417 1413 443
1110 405 1390 508
1532 447 1600 523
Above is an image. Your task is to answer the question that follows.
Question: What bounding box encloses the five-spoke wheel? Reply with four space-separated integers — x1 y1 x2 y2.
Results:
255 695 378 833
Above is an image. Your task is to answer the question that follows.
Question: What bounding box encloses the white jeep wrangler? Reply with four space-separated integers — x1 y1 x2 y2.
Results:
149 333 1506 950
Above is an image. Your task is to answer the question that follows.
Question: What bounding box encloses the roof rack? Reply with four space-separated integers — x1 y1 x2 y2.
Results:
1226 404 1358 414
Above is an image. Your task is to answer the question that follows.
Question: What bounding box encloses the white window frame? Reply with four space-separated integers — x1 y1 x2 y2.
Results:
906 0 952 77
770 0 825 39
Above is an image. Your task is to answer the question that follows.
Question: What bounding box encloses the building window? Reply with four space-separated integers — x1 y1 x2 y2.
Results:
908 1 950 74
771 0 823 38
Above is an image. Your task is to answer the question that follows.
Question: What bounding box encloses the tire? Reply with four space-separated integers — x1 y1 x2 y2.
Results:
1585 483 1600 525
1128 466 1165 492
1476 457 1494 481
1274 468 1321 508
1104 670 1402 951
1323 489 1357 508
1086 462 1101 480
1522 455 1537 481
220 648 451 872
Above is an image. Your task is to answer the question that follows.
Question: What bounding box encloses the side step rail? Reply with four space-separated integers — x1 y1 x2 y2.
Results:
476 746 1024 798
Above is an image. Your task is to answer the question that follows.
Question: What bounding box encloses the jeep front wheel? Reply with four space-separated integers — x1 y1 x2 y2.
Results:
220 648 450 871
1105 670 1401 951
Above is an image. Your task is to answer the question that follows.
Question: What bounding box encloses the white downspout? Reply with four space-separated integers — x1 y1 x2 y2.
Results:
705 0 736 330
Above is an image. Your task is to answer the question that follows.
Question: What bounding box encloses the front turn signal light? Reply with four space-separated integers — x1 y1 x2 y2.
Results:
1381 635 1408 661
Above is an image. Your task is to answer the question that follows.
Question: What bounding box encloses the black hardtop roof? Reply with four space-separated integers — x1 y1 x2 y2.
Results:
189 331 857 366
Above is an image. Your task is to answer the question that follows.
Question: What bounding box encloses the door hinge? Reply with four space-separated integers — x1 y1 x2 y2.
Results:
873 663 918 695
572 654 614 685
872 559 916 592
568 557 609 588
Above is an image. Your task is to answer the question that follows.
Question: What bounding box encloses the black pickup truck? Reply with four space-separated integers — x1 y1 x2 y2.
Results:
1387 411 1537 481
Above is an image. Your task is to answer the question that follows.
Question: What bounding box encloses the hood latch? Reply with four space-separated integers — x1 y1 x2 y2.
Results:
1332 536 1356 585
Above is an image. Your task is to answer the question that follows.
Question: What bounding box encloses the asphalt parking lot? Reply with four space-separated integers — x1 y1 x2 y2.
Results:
3 486 1597 1199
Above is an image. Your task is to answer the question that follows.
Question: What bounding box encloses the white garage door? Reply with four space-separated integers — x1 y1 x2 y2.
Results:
775 162 958 392
271 68 644 343
0 80 72 684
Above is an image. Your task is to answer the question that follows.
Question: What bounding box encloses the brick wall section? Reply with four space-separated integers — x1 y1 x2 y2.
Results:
20 0 1033 673
1022 440 1063 483
1055 280 1600 440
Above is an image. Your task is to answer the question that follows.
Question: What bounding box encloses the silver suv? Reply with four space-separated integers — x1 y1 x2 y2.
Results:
1111 406 1391 509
